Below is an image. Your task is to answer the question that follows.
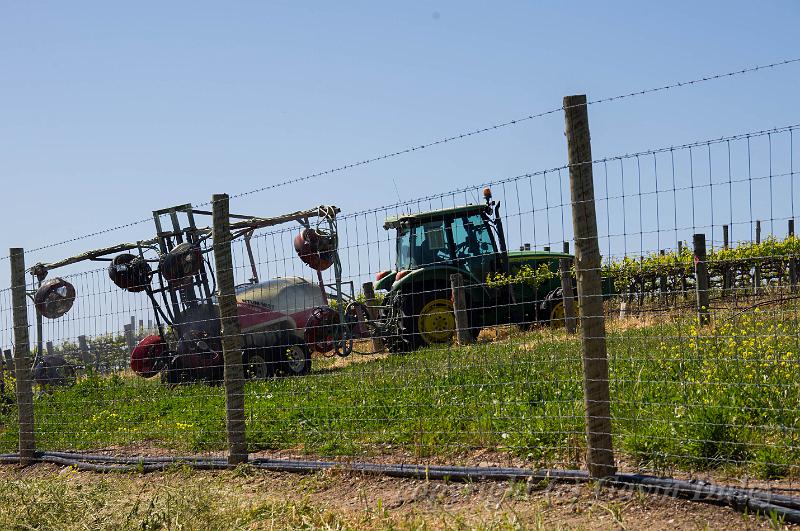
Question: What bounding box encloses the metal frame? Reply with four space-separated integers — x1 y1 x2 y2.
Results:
28 202 349 360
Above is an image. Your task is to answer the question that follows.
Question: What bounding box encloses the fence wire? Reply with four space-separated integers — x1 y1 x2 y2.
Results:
2 120 800 513
7 56 798 265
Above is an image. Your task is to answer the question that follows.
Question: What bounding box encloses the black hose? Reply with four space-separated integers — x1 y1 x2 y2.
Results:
608 474 800 522
2 453 799 523
37 451 589 482
608 474 800 516
249 457 589 483
41 455 165 473
43 451 227 465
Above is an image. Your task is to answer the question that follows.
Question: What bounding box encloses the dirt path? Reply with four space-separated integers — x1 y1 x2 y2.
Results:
0 463 790 529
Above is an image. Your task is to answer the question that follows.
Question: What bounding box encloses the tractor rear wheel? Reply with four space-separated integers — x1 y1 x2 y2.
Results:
407 287 477 349
415 293 456 347
385 287 478 353
396 288 453 350
386 289 452 351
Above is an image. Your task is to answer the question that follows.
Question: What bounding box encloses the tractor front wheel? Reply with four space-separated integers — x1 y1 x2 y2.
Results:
542 288 575 328
549 299 566 328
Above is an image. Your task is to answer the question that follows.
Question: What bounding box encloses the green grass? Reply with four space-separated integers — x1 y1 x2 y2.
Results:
2 305 800 478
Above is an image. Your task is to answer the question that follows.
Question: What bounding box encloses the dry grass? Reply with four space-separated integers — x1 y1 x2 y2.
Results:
0 463 786 530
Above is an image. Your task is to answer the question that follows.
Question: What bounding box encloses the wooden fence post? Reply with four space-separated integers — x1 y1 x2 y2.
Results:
450 274 473 346
678 241 689 300
659 250 668 305
35 302 43 363
789 219 797 294
637 257 645 311
212 193 248 465
77 335 92 373
123 324 135 354
361 282 383 353
10 248 36 465
722 225 731 295
693 234 711 326
3 350 14 378
754 220 762 295
564 94 616 478
559 258 577 334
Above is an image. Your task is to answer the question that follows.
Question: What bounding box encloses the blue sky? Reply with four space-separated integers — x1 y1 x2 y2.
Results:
1 1 798 282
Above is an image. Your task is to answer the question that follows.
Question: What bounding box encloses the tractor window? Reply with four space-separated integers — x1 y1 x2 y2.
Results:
451 214 495 258
397 220 451 269
396 226 412 270
412 221 450 266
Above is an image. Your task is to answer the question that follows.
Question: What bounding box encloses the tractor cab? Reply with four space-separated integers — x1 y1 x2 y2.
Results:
391 204 504 281
381 188 509 288
376 189 515 350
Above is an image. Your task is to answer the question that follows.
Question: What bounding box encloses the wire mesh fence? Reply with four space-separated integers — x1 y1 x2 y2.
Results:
2 99 800 517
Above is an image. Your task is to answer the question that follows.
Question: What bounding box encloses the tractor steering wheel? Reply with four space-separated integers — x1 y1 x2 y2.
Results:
453 240 472 259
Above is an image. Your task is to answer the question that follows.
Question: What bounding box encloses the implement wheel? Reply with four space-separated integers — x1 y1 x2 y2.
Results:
244 349 273 380
277 341 311 376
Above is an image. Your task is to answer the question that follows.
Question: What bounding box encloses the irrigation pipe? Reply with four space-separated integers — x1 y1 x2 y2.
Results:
1 452 798 523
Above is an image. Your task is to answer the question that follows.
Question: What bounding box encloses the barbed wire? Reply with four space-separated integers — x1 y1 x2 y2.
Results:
332 123 799 222
214 58 800 203
5 56 799 260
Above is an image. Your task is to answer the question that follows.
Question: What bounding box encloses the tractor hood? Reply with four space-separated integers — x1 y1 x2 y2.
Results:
507 250 574 261
374 271 397 291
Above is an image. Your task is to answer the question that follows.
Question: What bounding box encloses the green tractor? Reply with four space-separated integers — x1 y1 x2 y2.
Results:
374 188 573 352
